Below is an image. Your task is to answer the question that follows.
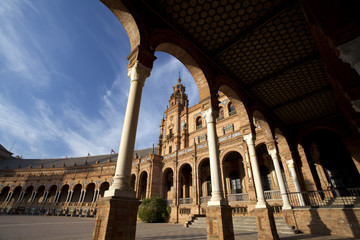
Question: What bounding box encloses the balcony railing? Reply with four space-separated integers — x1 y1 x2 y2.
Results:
227 193 249 202
288 188 360 208
200 196 211 204
165 199 173 205
179 197 192 205
264 190 281 200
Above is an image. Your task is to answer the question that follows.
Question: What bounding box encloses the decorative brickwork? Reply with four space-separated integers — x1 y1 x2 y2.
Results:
206 205 234 240
92 196 140 240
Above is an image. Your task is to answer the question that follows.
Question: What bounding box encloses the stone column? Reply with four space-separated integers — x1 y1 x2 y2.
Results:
338 36 360 75
31 191 37 203
65 191 71 203
43 191 49 203
243 133 266 208
105 61 152 198
93 47 155 240
202 107 234 240
244 133 279 240
68 191 73 203
267 148 291 209
286 159 305 206
6 192 13 203
81 190 86 202
92 190 98 203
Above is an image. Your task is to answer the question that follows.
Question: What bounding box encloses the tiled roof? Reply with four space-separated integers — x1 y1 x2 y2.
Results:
0 147 157 170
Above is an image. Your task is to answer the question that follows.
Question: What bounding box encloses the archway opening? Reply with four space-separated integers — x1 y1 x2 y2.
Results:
35 185 45 203
23 186 34 203
139 172 148 199
47 185 57 203
99 182 110 198
162 168 173 200
223 152 245 195
130 174 136 191
71 184 82 202
58 185 69 203
84 183 95 202
0 186 10 202
179 164 192 203
199 158 211 202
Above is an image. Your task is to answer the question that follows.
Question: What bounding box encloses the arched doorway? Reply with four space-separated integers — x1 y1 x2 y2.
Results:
23 186 34 203
139 171 148 199
58 185 69 203
84 183 95 202
199 158 211 204
0 186 10 202
71 184 82 202
162 168 173 201
99 182 109 199
223 152 246 195
34 185 45 203
47 185 57 203
179 164 192 204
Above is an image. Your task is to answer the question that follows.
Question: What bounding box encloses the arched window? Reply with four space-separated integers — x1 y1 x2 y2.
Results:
218 107 224 120
196 116 202 130
228 102 236 116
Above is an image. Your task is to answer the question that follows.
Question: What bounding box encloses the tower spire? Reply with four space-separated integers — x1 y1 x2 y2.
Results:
178 72 181 83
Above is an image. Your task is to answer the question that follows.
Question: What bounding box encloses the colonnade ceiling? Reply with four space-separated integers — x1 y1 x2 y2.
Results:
112 0 346 130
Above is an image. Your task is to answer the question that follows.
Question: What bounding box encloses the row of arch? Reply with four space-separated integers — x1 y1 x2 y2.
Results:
0 182 110 204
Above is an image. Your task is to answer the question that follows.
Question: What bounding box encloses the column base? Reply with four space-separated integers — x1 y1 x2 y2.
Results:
92 196 140 240
253 207 279 240
206 204 234 240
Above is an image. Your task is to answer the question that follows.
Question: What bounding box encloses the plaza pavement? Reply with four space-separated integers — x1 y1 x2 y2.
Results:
0 215 355 240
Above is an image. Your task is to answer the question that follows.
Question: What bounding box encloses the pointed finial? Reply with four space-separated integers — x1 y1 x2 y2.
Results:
178 72 181 83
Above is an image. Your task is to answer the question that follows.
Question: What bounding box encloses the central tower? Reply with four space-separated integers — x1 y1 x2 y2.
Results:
158 75 189 156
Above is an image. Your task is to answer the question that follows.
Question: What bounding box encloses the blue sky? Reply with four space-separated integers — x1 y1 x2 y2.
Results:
0 0 199 159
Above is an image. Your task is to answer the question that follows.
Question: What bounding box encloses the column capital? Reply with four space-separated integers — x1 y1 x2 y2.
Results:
201 107 218 124
266 140 276 151
267 148 277 159
338 36 360 68
243 133 255 145
128 60 152 85
286 159 295 169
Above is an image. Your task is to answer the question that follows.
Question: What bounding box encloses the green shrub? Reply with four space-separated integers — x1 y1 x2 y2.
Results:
138 197 170 223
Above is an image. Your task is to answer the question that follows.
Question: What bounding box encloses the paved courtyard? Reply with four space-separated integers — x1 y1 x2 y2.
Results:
0 215 355 240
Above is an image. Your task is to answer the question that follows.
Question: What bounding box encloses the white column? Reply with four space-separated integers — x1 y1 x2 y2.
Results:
42 191 49 203
338 36 360 76
17 191 24 203
7 192 14 203
68 191 74 203
243 133 267 208
65 191 71 203
268 149 291 209
286 159 305 206
202 108 225 205
78 190 84 203
92 190 98 203
81 190 86 202
106 61 152 198
53 191 58 203
5 192 12 202
31 191 37 203
96 190 100 201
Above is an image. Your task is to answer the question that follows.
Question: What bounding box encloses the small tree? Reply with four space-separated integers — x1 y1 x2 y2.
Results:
138 197 170 223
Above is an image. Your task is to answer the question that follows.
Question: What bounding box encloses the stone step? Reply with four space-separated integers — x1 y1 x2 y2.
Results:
187 216 298 235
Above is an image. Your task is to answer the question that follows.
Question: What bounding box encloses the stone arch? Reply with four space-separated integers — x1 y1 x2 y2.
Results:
222 151 246 195
34 185 45 203
84 183 96 202
150 34 211 101
220 148 244 165
217 82 252 130
138 171 148 199
58 184 69 203
162 167 174 200
100 0 141 52
47 185 57 203
71 184 82 202
198 158 211 198
99 182 110 198
255 143 277 191
178 163 193 199
253 110 274 143
23 185 34 203
0 186 10 202
9 186 22 203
